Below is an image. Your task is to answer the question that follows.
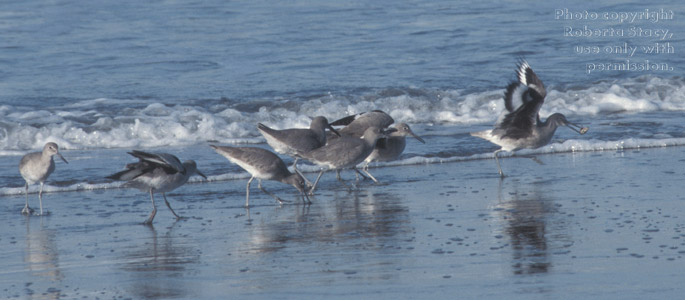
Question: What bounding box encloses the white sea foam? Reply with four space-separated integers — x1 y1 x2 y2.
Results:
0 76 682 151
354 136 685 171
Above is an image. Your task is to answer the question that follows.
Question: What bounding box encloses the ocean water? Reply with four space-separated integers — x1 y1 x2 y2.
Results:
0 0 684 298
0 0 683 194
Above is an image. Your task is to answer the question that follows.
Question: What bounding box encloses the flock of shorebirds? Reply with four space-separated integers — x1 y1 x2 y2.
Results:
17 60 589 224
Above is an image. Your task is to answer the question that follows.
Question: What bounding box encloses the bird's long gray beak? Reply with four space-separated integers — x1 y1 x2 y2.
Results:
196 170 208 180
57 153 68 164
327 123 341 137
409 131 426 144
566 122 589 135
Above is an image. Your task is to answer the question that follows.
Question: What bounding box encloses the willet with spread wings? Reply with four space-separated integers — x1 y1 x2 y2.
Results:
471 60 588 177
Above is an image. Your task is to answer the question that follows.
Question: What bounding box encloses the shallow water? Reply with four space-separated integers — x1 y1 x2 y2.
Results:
1 0 684 298
0 0 683 151
2 147 684 299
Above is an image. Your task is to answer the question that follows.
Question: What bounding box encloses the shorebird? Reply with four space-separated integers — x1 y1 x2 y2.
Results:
210 145 309 207
257 116 339 171
329 110 394 138
471 60 589 177
18 142 68 216
300 126 387 194
364 122 425 165
329 110 401 181
106 150 206 224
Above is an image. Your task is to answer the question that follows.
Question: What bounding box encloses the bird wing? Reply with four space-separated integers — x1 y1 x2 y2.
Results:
303 137 366 168
128 150 184 174
329 113 360 127
211 145 286 176
495 60 547 139
503 60 547 112
517 60 546 99
503 82 527 113
237 147 285 173
257 123 300 141
497 89 544 139
330 110 392 126
332 110 394 137
258 124 320 152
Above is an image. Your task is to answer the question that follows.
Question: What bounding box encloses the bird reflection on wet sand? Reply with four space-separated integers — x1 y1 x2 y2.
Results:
119 222 200 299
24 219 63 300
494 181 571 276
237 189 412 285
256 190 409 247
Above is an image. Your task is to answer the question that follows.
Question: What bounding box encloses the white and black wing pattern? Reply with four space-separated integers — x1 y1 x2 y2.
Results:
503 60 546 113
496 61 546 139
516 60 546 100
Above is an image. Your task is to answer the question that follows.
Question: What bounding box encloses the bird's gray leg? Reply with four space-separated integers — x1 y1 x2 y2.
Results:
291 157 314 191
143 189 157 225
258 179 284 204
353 169 363 181
245 176 254 208
162 193 183 219
308 170 325 196
291 158 300 172
21 182 33 215
295 169 314 190
494 149 505 178
359 166 379 183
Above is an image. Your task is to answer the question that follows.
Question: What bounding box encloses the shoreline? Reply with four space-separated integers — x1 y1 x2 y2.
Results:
3 137 685 197
1 146 683 299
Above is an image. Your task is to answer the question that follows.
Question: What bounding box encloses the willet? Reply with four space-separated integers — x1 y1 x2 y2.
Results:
18 142 68 216
210 145 309 207
329 110 394 138
257 116 339 171
328 110 397 181
106 150 207 224
471 60 589 177
364 122 425 165
300 126 387 194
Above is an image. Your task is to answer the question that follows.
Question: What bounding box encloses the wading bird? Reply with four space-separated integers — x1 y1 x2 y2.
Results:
471 60 588 177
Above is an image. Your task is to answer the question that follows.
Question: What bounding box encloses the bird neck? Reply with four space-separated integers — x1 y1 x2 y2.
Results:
42 152 55 162
537 120 560 143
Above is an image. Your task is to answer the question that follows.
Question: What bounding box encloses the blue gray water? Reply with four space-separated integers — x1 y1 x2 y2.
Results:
0 0 684 298
1 0 683 190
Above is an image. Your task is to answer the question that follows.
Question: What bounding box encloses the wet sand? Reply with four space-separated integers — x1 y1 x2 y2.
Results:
1 147 684 299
